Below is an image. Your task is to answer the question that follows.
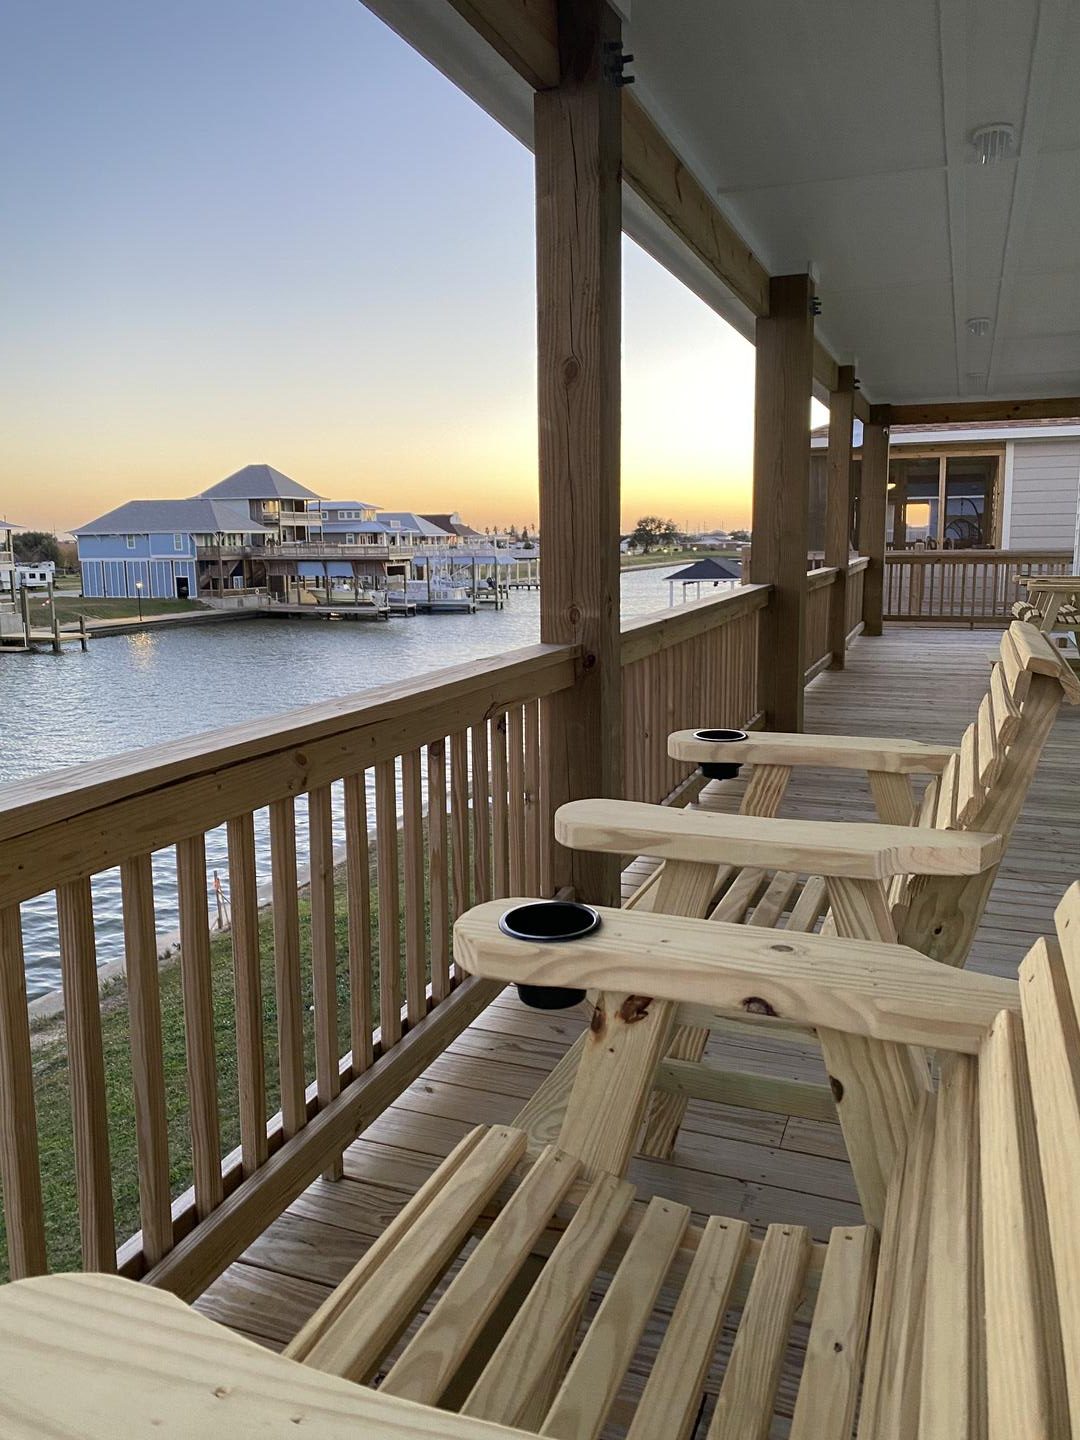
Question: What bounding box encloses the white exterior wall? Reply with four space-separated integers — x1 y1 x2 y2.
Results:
1004 437 1080 551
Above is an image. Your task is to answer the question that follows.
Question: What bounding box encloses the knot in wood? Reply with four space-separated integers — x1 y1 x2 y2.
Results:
741 995 778 1017
590 1001 607 1035
829 1075 844 1103
562 356 581 384
619 994 653 1024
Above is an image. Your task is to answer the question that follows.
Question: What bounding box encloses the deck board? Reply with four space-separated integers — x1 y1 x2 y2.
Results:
196 624 1080 1417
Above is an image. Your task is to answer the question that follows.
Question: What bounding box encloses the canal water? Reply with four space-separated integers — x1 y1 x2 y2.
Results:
0 566 732 994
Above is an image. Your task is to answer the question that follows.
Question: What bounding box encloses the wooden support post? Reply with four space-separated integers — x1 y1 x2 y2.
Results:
825 366 855 668
536 0 623 905
858 406 891 637
750 273 815 731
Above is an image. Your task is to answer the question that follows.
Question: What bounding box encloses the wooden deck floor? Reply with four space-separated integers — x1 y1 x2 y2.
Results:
194 623 1080 1416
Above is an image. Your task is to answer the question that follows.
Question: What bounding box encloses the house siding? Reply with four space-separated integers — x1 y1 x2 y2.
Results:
78 532 198 599
1006 438 1080 550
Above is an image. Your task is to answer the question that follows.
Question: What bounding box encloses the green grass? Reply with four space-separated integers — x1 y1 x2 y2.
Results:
619 546 741 569
3 867 385 1279
48 596 210 622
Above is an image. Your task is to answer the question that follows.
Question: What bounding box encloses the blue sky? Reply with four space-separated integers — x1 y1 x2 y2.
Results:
3 0 772 532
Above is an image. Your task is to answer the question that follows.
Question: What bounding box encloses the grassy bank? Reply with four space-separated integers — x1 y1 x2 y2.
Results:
50 596 210 622
4 868 379 1279
619 547 741 569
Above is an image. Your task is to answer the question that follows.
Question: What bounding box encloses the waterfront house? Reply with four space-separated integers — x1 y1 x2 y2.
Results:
810 415 1080 553
374 510 456 547
74 498 270 599
196 464 325 544
420 512 485 546
0 519 15 601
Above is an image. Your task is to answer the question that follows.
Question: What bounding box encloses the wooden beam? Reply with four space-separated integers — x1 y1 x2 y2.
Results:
857 406 890 637
750 273 815 731
888 397 1080 426
825 366 856 669
536 0 623 906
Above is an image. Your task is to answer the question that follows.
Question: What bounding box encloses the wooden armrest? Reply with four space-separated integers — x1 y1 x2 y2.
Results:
454 901 1019 1054
668 728 958 774
554 800 1002 880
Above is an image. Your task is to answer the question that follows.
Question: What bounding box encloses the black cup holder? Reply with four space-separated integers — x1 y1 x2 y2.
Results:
499 901 599 1010
693 727 749 781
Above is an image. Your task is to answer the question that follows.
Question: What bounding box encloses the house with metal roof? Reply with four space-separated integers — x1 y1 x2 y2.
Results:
74 499 271 600
197 464 324 543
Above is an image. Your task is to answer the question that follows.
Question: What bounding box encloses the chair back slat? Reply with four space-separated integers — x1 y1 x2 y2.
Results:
955 723 984 826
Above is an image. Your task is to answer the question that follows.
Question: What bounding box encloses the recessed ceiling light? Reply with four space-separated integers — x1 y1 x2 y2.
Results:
970 124 1016 164
966 317 992 337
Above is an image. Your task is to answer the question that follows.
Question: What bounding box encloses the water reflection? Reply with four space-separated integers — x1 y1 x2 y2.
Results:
0 568 730 994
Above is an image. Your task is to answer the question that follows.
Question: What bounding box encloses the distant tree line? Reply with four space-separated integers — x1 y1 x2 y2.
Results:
629 516 681 553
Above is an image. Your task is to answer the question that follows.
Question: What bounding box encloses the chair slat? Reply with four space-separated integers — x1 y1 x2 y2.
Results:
383 1145 582 1407
710 867 767 923
919 1054 983 1439
462 1172 635 1428
626 1216 750 1440
856 1091 935 1439
748 871 801 928
298 1124 526 1383
789 1226 876 1440
989 659 1021 745
785 874 829 933
541 1196 690 1440
707 1223 810 1440
976 690 1002 788
933 753 959 829
56 878 116 1272
1000 630 1032 706
979 1009 1069 1440
1020 924 1080 1430
955 722 983 826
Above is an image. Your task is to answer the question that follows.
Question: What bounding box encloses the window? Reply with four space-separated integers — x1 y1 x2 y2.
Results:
173 533 184 551
886 452 1000 549
126 535 136 549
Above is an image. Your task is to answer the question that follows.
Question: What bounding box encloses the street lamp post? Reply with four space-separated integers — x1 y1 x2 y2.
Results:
135 579 144 624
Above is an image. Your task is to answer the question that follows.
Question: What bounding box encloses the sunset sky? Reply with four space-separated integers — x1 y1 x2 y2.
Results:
3 0 822 536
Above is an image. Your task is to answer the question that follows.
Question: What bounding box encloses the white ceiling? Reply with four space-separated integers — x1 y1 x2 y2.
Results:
626 0 1080 403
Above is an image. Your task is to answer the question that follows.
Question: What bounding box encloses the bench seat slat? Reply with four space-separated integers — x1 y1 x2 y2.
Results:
789 1226 876 1440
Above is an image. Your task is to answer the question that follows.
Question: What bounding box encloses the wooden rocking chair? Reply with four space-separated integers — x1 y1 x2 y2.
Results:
5 885 1077 1439
517 620 1078 1209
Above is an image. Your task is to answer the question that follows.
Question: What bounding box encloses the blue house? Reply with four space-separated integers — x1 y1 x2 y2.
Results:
75 499 268 599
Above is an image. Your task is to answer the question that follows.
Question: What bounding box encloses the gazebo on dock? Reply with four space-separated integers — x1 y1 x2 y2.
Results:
666 557 743 605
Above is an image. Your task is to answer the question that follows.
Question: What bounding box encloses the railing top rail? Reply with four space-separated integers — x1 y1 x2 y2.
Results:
620 583 769 666
806 566 840 591
0 643 578 851
885 548 1072 563
848 556 870 573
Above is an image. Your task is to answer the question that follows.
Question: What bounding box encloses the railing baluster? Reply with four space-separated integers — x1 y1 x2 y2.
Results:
308 784 342 1180
175 836 224 1219
401 750 426 1027
490 714 510 900
374 758 402 1048
269 798 306 1138
507 707 526 895
0 905 47 1277
56 878 116 1271
121 855 174 1260
224 815 266 1177
524 699 541 895
426 742 450 1002
450 731 471 919
344 771 373 1072
470 722 491 905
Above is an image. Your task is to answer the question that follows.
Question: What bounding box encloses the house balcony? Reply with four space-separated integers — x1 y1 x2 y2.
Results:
200 542 415 563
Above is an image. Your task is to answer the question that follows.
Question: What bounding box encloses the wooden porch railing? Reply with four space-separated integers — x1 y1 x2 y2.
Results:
803 566 838 680
0 573 880 1298
883 549 1072 623
0 645 575 1295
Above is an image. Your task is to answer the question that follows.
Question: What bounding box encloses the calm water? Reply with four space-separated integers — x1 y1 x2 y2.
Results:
1 566 727 995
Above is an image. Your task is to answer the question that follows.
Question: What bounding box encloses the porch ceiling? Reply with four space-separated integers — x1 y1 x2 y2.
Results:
626 0 1080 405
364 0 1079 408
